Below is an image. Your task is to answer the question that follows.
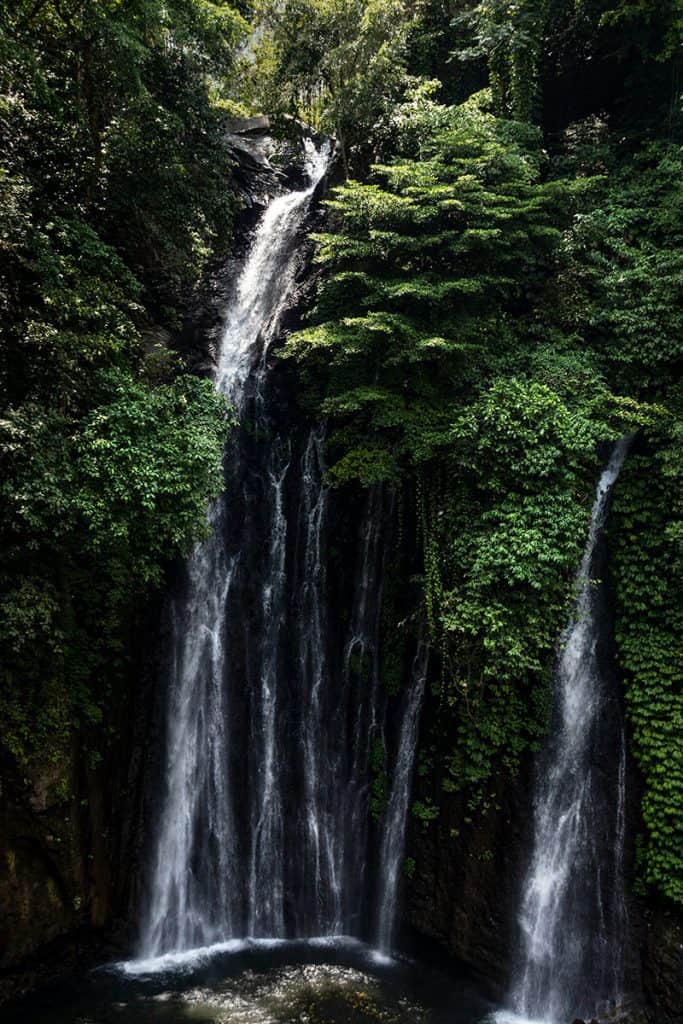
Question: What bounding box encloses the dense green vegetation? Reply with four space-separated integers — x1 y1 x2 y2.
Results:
611 427 683 904
0 0 248 763
1 0 681 911
277 0 682 902
243 0 421 174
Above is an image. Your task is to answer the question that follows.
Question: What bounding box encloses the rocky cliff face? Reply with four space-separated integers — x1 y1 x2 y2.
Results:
0 591 161 1000
642 908 683 1024
403 769 527 999
0 756 84 966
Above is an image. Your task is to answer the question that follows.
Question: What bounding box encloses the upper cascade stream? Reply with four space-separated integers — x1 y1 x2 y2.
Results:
501 438 632 1024
137 138 424 964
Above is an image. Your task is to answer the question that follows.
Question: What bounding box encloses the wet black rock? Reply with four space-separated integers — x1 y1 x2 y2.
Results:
642 906 683 1024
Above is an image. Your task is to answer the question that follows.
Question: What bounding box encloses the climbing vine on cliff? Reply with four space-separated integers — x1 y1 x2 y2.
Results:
610 424 683 905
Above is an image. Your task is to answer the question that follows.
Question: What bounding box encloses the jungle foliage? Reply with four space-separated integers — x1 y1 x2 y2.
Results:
282 0 683 902
0 0 247 762
611 428 683 905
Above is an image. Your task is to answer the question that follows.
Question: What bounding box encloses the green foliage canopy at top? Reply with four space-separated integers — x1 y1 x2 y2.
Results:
287 90 638 484
1 0 249 316
243 0 424 173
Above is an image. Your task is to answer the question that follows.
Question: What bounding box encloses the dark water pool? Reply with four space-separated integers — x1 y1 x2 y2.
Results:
2 938 499 1024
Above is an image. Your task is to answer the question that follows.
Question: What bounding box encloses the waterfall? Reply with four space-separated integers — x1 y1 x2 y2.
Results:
338 487 389 930
506 438 631 1023
376 644 428 953
138 134 422 967
139 141 330 959
246 438 291 937
288 481 389 938
295 425 343 933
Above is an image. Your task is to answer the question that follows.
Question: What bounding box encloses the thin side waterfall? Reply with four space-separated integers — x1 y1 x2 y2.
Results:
376 644 428 953
506 438 631 1023
295 426 342 933
139 141 330 959
247 438 291 937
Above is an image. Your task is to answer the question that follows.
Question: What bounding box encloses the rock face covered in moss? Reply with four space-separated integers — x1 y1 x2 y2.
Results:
404 774 525 997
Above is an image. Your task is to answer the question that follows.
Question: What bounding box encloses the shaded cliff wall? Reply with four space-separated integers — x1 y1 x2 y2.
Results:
0 754 85 964
404 760 528 997
642 907 683 1024
0 589 163 996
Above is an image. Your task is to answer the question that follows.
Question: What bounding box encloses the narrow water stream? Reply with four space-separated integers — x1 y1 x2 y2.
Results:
377 646 428 952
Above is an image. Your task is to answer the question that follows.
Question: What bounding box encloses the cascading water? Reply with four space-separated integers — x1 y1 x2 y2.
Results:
293 425 349 934
246 436 291 937
376 644 428 953
503 438 632 1023
288 481 390 938
138 136 420 965
139 140 330 959
336 487 390 930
